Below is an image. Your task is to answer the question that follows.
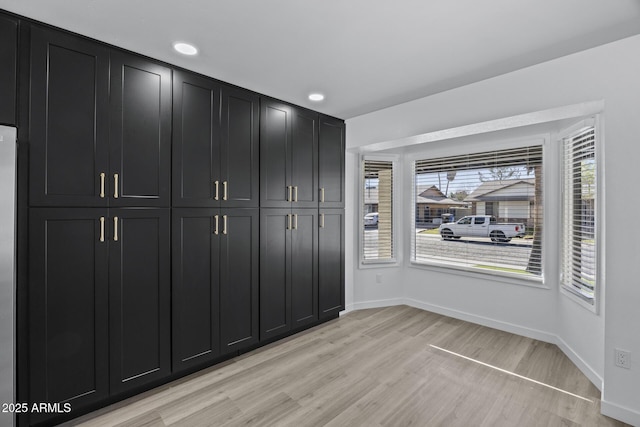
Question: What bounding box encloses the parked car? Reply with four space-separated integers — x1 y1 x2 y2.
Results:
364 212 379 228
438 215 525 242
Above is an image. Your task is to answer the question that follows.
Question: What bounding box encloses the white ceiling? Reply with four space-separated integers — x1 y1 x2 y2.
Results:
2 0 640 119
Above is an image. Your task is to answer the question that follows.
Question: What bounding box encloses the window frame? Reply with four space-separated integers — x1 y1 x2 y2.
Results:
360 154 400 267
559 117 603 313
407 135 549 287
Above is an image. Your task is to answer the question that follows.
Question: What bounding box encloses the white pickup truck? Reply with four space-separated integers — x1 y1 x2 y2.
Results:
438 215 525 243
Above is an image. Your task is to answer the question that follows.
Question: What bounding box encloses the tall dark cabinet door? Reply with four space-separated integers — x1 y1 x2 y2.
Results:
109 208 171 394
221 86 260 208
172 208 220 371
291 109 319 208
318 116 345 208
220 209 259 353
290 209 318 328
318 209 345 319
260 209 291 340
28 208 109 424
110 53 171 207
29 26 109 207
172 71 221 207
260 100 291 208
0 15 17 126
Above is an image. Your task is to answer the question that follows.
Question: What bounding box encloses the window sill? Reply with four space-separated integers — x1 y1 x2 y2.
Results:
408 260 549 289
560 286 598 314
359 260 400 270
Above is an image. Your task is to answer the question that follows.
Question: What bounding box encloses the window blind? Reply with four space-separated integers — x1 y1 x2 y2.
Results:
362 160 394 261
412 145 543 278
562 126 597 303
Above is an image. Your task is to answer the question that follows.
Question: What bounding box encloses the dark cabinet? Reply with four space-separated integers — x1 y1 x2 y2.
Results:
28 208 171 421
319 116 345 208
172 73 260 208
318 209 345 319
260 209 317 340
29 25 110 207
110 52 171 207
220 209 260 353
29 26 171 207
109 208 171 394
260 99 318 208
28 209 110 424
0 15 18 125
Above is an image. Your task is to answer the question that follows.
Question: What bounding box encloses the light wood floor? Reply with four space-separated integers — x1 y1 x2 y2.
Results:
62 306 628 427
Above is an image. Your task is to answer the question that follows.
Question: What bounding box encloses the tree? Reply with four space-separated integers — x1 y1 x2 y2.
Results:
444 170 456 195
478 167 522 183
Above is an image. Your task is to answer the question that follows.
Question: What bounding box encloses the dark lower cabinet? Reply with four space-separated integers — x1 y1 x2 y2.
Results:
0 14 17 125
28 209 110 425
260 209 317 341
109 208 171 394
220 209 260 353
28 208 170 425
319 209 345 319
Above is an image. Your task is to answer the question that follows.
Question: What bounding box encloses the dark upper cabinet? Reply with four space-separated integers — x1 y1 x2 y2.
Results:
260 208 317 341
260 99 318 208
318 209 345 319
172 208 221 371
109 208 171 394
28 208 110 424
220 85 260 207
29 25 110 207
0 15 17 125
173 76 259 208
318 116 345 208
220 209 260 353
110 52 171 207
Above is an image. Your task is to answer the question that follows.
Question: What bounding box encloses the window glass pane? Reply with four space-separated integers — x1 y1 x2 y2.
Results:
413 146 543 278
363 160 394 261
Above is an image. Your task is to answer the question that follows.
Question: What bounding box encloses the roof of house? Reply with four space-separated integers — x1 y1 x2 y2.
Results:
416 186 467 206
465 178 535 202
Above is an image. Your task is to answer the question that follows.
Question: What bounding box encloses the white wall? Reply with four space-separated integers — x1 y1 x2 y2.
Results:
345 34 640 425
499 200 529 219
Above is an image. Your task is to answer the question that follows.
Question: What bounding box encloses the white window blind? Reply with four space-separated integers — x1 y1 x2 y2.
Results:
562 126 597 304
362 159 394 262
412 145 543 278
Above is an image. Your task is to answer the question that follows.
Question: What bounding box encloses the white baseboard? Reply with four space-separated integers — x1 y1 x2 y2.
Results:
601 400 640 426
554 336 603 391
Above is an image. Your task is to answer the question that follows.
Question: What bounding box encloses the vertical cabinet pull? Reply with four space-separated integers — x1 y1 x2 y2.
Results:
214 181 219 201
287 185 292 202
320 188 325 203
113 173 119 199
223 181 228 201
294 186 298 202
214 215 219 235
99 217 105 242
293 214 298 230
320 213 324 228
99 173 105 198
223 215 228 234
113 216 119 241
287 214 292 230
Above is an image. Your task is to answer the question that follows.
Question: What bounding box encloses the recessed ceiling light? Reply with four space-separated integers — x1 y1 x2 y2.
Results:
309 93 325 102
173 42 198 56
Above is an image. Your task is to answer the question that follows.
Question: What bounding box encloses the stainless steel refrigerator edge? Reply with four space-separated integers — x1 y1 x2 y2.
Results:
0 125 17 427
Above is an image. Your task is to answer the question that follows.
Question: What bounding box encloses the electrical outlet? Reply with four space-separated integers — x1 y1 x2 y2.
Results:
615 349 630 369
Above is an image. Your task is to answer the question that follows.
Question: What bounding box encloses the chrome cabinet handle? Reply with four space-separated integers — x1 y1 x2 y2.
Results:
100 217 105 242
214 215 219 235
114 173 119 199
294 186 298 202
113 216 119 241
223 181 228 201
99 173 105 198
288 185 292 202
320 213 324 228
223 215 228 234
287 214 292 230
214 181 219 201
293 214 297 230
320 188 325 203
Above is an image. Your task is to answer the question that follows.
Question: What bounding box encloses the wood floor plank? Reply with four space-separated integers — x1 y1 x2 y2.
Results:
64 305 629 427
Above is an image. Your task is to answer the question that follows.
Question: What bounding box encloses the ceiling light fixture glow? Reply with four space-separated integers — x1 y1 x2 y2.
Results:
174 42 198 56
309 93 325 102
